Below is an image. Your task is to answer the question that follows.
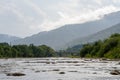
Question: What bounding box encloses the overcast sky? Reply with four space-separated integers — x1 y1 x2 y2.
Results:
0 0 120 37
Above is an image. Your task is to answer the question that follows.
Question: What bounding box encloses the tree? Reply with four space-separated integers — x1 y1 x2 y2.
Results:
79 44 93 57
79 33 120 59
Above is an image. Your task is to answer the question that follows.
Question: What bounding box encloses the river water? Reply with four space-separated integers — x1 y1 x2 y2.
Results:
0 58 120 80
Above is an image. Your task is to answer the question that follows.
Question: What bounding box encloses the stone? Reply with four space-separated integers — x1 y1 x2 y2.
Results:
110 70 120 75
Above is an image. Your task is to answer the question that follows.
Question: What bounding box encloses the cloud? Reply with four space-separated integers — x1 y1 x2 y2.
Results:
23 0 47 19
0 1 33 24
8 4 30 23
0 0 120 37
113 0 120 3
0 1 35 37
57 12 70 19
94 0 102 5
37 1 120 31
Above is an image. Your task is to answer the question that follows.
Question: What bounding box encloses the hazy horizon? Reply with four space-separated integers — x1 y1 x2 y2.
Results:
0 0 120 38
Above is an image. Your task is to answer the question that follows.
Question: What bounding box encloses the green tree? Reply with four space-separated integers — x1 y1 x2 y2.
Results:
80 44 93 57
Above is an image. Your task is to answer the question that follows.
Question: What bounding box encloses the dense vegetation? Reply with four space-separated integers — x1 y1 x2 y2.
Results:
56 45 82 57
57 33 120 59
0 43 56 58
0 33 120 59
79 33 120 59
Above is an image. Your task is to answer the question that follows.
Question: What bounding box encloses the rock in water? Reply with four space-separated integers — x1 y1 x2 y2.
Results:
6 72 26 76
110 70 120 75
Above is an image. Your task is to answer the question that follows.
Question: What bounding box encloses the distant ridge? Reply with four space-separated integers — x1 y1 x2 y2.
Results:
0 34 21 43
67 23 120 47
12 11 120 50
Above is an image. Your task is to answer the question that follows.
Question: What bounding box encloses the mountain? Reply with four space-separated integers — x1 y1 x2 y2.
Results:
0 34 21 43
12 11 120 50
67 23 120 48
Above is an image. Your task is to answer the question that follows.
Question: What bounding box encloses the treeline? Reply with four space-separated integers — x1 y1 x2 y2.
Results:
56 45 83 57
0 43 56 58
1 33 120 59
79 33 120 59
57 33 120 59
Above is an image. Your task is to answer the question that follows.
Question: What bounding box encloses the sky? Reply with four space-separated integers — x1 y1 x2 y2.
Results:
0 0 120 38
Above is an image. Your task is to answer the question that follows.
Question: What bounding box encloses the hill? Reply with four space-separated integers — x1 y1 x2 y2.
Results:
12 11 120 50
0 34 21 43
67 23 120 48
79 33 120 59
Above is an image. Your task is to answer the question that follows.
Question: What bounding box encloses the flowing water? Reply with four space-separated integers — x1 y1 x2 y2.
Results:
0 58 120 80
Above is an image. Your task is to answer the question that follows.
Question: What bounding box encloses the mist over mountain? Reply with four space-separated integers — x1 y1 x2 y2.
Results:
0 34 21 43
0 0 120 37
67 23 120 48
12 11 120 50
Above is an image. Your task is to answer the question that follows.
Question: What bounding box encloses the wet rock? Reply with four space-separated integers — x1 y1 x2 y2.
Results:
74 64 80 66
46 62 50 64
52 69 60 71
42 70 47 72
31 69 35 71
93 72 97 74
59 72 65 74
72 61 79 63
110 70 120 75
51 62 56 64
68 71 77 72
35 70 40 73
117 62 120 65
6 72 26 76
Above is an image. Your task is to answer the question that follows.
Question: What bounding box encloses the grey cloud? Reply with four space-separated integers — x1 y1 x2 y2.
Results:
0 0 120 37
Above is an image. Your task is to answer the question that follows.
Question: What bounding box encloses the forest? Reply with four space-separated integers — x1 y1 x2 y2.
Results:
79 33 120 59
0 43 56 58
0 33 120 59
57 33 120 59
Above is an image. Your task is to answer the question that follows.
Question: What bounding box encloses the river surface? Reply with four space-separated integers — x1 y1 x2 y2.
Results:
0 58 120 80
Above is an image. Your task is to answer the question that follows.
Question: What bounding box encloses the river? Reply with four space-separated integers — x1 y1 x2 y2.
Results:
0 58 120 80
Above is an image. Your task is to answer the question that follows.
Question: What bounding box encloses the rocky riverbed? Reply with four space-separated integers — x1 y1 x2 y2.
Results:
0 58 120 80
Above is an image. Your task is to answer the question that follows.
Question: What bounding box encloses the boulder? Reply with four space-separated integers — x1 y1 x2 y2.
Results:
110 70 120 75
6 72 26 76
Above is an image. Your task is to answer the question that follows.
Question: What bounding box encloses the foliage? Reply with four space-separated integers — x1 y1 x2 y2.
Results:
79 33 120 59
1 33 120 59
0 43 55 58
